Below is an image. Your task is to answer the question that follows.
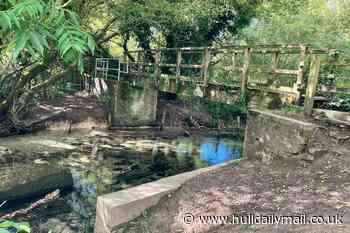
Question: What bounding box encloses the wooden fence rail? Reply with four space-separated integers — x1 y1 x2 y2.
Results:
96 44 349 116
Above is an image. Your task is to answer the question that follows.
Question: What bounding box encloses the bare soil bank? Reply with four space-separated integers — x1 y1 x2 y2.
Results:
115 148 350 233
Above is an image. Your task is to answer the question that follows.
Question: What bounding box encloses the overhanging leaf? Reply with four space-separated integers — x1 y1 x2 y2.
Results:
13 31 29 60
29 31 45 55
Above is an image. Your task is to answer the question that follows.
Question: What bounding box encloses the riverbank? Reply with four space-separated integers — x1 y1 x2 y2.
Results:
114 110 350 233
115 147 350 233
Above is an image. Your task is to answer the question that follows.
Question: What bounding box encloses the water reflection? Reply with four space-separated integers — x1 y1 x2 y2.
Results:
3 133 242 233
200 138 241 165
175 136 241 166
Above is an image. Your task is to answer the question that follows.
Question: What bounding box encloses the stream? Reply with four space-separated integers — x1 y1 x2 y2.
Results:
0 129 242 233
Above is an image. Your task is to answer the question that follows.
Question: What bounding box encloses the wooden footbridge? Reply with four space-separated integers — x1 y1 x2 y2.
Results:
94 44 349 126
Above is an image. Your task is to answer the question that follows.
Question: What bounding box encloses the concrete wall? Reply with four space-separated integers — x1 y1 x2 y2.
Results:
110 78 158 127
94 162 234 233
244 109 350 162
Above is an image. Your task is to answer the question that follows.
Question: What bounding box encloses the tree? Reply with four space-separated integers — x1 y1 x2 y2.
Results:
239 0 350 50
0 0 96 117
104 0 259 54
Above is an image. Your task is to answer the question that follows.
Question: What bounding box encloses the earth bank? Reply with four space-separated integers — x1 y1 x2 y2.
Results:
114 110 350 233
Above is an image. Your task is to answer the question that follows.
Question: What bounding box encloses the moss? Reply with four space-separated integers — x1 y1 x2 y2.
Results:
280 105 304 114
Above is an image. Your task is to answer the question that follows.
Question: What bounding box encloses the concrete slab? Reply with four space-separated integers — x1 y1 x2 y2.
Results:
94 161 235 233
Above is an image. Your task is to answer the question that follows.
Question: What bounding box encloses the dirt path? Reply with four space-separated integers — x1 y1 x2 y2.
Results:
29 91 108 131
116 152 350 233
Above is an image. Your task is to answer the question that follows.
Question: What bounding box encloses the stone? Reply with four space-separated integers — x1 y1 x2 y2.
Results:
0 146 12 157
333 148 349 156
330 131 350 141
0 164 73 201
88 130 110 138
29 139 78 150
308 147 328 157
100 144 114 150
303 153 315 162
34 159 49 165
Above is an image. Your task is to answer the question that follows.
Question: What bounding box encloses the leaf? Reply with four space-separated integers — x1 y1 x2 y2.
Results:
13 31 29 60
61 44 72 57
67 10 80 25
0 229 10 233
8 0 17 6
29 31 44 55
55 10 65 25
57 32 69 47
72 44 86 54
8 11 21 29
0 221 13 228
12 222 30 233
77 56 84 74
38 27 55 41
55 27 65 38
87 35 96 54
0 12 11 31
25 44 38 57
62 49 76 62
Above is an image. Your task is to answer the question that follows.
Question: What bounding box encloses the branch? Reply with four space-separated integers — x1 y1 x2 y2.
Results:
61 0 73 8
97 31 120 44
28 65 74 94
0 63 47 113
94 16 119 37
0 190 60 220
0 201 6 209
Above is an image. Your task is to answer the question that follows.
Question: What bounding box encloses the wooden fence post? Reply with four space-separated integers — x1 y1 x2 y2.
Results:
202 47 211 96
154 50 161 87
169 49 182 92
176 49 182 78
240 47 251 103
304 55 321 116
295 45 307 104
269 52 280 85
137 51 143 79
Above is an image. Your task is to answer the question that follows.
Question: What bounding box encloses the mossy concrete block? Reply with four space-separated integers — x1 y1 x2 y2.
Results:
0 164 73 201
244 109 318 161
110 79 158 127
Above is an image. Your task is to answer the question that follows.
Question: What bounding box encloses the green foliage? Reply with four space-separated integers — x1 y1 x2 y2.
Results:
0 0 96 72
206 101 247 127
239 0 350 51
113 0 258 48
326 93 350 112
0 221 30 233
280 104 304 114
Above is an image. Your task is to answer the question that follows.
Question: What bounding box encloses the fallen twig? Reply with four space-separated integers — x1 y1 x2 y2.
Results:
0 189 60 220
0 201 6 209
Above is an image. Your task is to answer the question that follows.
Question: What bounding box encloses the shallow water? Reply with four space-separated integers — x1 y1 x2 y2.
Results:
0 131 242 232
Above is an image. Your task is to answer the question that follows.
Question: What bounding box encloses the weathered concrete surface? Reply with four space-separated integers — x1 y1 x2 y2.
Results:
314 109 350 126
116 156 350 233
110 78 158 127
94 162 234 233
0 164 73 201
244 109 350 162
114 110 349 233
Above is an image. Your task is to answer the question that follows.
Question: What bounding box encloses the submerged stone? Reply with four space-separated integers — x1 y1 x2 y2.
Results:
30 139 78 150
0 164 73 201
0 146 12 157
